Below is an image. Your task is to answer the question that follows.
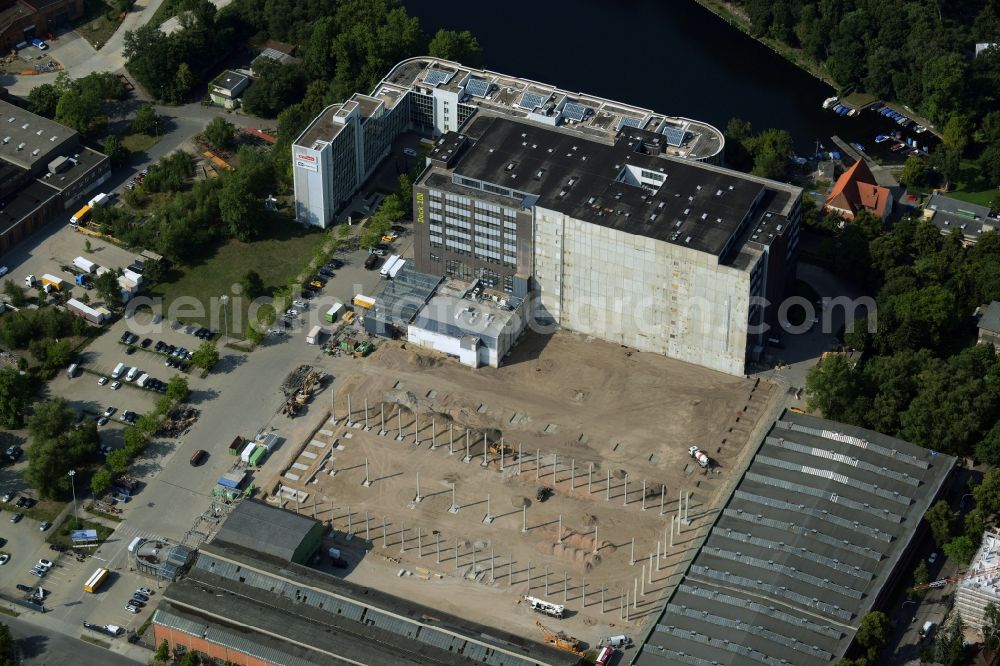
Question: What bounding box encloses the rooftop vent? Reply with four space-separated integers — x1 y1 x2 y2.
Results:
16 142 24 150
31 149 39 156
6 117 13 123
36 129 43 136
1 137 8 144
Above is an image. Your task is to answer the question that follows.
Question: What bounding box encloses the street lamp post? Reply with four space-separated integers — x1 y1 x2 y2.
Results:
68 470 78 526
220 295 229 341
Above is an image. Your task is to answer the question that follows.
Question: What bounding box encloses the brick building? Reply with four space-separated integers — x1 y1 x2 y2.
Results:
0 0 84 52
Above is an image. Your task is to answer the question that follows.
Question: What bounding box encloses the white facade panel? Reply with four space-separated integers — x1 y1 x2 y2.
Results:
293 144 331 228
533 205 754 375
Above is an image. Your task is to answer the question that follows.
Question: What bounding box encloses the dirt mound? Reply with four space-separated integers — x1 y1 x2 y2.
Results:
512 496 532 508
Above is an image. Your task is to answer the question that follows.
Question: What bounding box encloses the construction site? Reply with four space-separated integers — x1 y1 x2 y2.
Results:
257 331 785 653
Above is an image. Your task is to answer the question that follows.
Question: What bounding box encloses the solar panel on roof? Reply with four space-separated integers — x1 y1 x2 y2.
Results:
563 102 589 121
662 125 687 146
465 78 490 98
518 91 545 110
424 69 452 86
617 116 642 131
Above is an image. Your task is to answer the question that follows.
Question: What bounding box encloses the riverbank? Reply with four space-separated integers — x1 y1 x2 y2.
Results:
691 0 836 88
691 0 943 140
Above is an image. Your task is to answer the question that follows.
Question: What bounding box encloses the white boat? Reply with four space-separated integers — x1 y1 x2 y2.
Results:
822 96 838 109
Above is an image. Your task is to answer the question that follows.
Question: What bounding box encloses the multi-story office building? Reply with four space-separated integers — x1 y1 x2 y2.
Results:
294 58 801 375
292 57 723 228
412 115 802 376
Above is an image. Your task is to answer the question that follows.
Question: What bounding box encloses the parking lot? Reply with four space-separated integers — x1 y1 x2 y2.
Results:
0 217 136 309
0 496 65 604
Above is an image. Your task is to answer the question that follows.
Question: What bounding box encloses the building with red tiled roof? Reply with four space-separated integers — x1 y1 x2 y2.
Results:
824 159 893 221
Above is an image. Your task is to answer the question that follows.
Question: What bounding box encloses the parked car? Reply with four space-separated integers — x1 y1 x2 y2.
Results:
132 592 149 603
369 247 388 257
124 605 140 614
98 376 108 386
39 521 51 531
327 258 344 269
0 554 9 565
97 416 109 426
6 446 22 461
29 569 45 578
140 338 152 348
137 587 154 596
110 381 121 390
293 300 308 309
309 280 324 290
103 406 116 417
37 559 53 569
15 584 32 593
319 268 335 278
49 544 67 552
1 492 13 503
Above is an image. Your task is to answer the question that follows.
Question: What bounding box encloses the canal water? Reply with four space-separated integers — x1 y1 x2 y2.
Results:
405 0 931 159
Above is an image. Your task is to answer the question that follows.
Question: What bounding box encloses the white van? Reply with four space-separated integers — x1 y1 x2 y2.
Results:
111 362 125 379
67 363 79 379
125 367 140 382
135 373 149 388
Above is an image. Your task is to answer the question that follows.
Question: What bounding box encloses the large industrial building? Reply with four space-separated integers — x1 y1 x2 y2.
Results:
292 57 724 228
0 97 109 255
954 530 1000 633
296 58 801 375
634 411 955 665
151 500 577 666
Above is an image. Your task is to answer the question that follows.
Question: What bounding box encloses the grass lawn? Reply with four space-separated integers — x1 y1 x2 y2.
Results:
47 515 114 549
947 161 999 211
842 92 877 108
147 218 326 335
24 499 66 525
122 133 158 153
75 0 124 50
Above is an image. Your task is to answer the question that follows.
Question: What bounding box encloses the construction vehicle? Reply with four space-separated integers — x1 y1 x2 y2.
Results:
489 441 516 458
689 445 710 468
534 621 584 655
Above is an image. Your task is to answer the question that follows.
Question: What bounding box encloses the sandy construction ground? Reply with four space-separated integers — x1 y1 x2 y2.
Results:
264 330 781 651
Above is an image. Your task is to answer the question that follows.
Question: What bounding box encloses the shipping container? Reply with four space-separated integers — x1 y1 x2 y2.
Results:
353 294 376 309
248 446 267 467
217 470 248 489
239 441 257 462
228 436 245 456
325 302 344 323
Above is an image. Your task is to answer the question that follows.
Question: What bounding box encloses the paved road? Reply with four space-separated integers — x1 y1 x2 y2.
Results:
1 0 167 96
5 613 141 665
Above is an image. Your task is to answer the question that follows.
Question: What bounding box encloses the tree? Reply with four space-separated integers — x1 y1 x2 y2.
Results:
0 622 13 666
428 29 483 67
155 640 171 662
25 399 99 499
173 62 195 101
131 104 160 136
93 271 123 311
0 368 31 428
3 279 27 307
166 376 190 402
925 500 957 547
934 614 966 666
984 602 1000 651
856 611 890 662
942 115 973 155
178 651 199 666
911 559 929 597
240 270 265 299
899 156 926 188
27 83 62 118
123 426 147 457
219 175 263 241
191 341 219 370
805 354 864 421
91 468 113 496
241 60 306 119
106 448 129 473
943 535 978 564
55 87 102 135
204 117 235 152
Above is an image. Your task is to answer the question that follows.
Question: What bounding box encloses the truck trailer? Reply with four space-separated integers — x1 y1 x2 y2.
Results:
65 298 108 324
352 294 376 310
325 302 344 323
379 254 401 279
40 274 65 292
73 256 97 274
306 325 323 344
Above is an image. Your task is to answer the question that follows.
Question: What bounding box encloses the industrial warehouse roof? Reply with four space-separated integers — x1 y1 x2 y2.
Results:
0 99 79 172
160 541 578 666
212 500 320 562
634 411 955 666
425 115 801 260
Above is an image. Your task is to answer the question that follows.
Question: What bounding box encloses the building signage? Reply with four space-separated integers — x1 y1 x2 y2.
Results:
416 192 425 223
295 153 318 172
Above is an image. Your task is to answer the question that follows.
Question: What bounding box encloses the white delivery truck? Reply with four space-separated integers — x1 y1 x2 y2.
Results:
87 192 110 208
125 367 140 382
111 362 126 379
306 325 323 345
379 254 401 279
387 258 406 279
